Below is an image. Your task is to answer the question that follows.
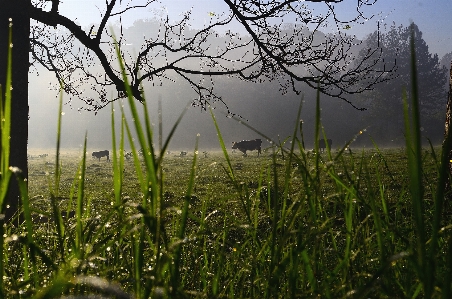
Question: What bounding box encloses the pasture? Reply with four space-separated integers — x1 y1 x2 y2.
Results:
28 147 431 216
3 32 451 298
15 145 449 298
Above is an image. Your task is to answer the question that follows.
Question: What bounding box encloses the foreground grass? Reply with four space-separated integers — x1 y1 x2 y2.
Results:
7 146 445 298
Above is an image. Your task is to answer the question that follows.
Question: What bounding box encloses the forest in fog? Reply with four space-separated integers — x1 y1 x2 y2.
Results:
28 18 450 151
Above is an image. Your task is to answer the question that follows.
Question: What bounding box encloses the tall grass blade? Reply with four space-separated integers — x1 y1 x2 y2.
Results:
0 23 13 212
0 23 13 297
172 135 199 295
403 23 429 296
111 103 124 211
12 167 39 288
210 107 235 182
75 133 88 258
50 89 65 257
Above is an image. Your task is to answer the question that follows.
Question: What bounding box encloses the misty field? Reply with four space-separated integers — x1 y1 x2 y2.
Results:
14 146 448 298
2 22 451 297
27 147 435 215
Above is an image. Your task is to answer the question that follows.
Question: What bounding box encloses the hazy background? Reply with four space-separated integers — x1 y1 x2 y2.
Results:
28 0 452 153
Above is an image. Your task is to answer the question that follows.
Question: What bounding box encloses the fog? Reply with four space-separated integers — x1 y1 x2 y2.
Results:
30 73 440 154
28 19 447 154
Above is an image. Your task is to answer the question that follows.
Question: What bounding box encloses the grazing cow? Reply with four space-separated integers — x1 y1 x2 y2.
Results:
92 150 110 161
318 139 332 153
232 139 262 156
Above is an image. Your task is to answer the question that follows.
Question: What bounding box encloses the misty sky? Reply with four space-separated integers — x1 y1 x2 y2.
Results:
56 0 452 58
28 0 452 152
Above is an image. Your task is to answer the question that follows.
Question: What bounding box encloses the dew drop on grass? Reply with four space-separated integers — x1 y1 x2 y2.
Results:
61 112 65 115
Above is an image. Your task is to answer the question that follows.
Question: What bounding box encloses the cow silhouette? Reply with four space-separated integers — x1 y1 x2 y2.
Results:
318 139 332 153
232 139 262 156
92 150 110 161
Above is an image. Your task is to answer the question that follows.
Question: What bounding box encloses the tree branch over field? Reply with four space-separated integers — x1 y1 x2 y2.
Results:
29 0 393 112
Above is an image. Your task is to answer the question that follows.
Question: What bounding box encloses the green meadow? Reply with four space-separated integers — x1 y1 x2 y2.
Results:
13 144 450 298
1 29 452 298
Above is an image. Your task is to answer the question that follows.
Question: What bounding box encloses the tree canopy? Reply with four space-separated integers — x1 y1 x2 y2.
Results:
353 22 447 141
1 0 391 223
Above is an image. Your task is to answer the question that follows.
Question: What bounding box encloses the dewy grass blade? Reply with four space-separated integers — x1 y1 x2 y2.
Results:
113 35 158 216
0 23 13 212
281 98 303 220
120 104 145 190
403 23 429 296
53 84 64 195
12 167 39 288
158 102 189 164
75 133 88 258
210 107 235 182
172 135 199 294
111 103 123 210
50 89 65 256
0 23 13 296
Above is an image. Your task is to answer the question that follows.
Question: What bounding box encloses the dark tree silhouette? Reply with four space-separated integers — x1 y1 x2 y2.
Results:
1 0 391 223
354 23 447 142
443 61 452 212
0 1 29 225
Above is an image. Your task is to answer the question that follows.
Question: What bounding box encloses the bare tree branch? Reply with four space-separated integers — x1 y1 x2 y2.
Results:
28 0 393 112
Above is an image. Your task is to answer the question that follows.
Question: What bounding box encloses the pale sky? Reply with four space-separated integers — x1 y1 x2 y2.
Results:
57 0 452 58
28 0 452 150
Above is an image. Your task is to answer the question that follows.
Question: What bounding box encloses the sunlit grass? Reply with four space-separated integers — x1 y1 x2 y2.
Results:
0 23 451 298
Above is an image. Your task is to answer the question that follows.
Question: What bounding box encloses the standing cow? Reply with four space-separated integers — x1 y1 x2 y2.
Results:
318 139 332 153
232 139 262 156
92 150 110 161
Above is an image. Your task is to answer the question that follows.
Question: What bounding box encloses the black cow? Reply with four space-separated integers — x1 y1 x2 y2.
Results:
232 139 262 156
92 150 110 161
318 139 332 153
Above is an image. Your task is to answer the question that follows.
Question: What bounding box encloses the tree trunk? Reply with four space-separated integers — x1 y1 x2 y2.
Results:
0 1 30 225
444 61 452 207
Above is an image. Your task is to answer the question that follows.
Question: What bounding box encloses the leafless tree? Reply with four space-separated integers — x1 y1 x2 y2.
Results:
1 0 391 223
29 0 392 112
